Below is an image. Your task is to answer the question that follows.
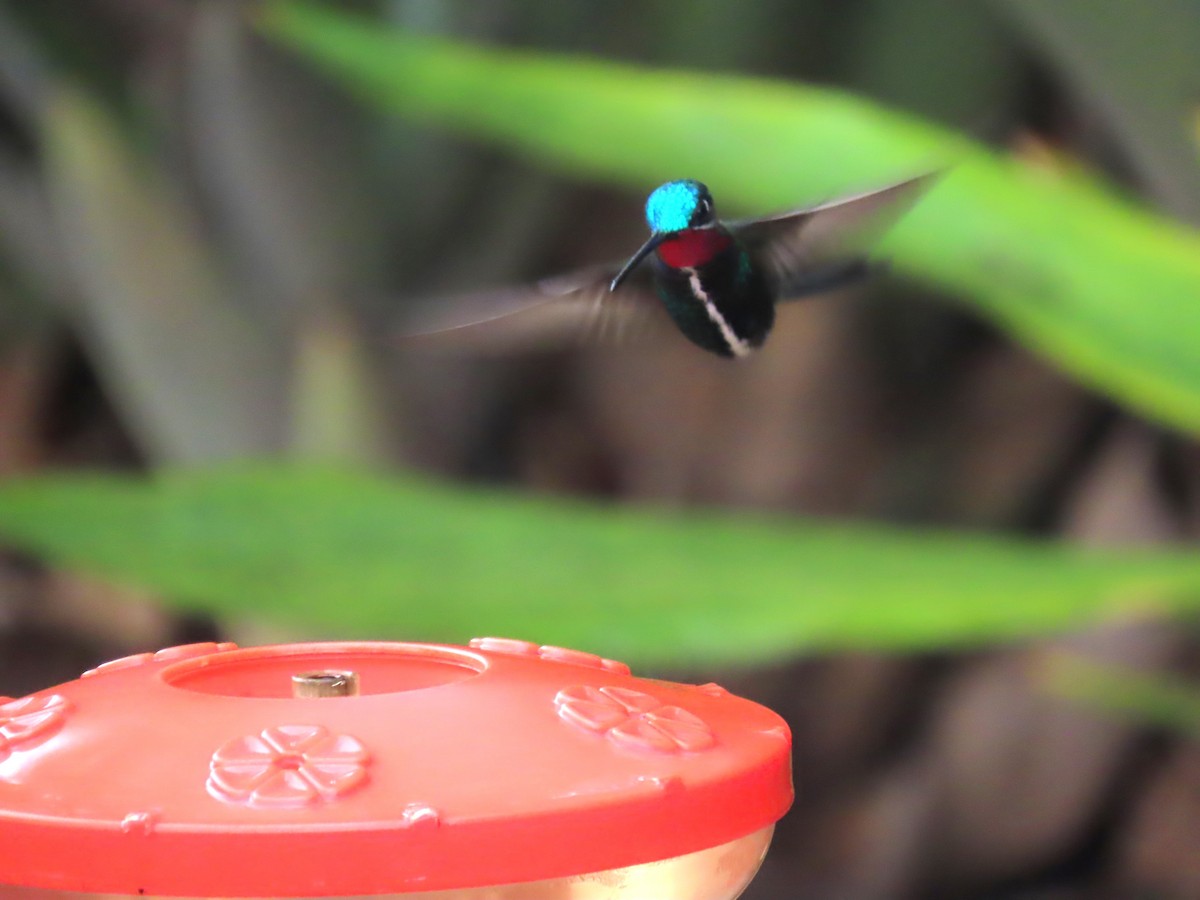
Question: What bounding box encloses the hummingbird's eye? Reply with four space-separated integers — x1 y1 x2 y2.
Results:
693 196 713 223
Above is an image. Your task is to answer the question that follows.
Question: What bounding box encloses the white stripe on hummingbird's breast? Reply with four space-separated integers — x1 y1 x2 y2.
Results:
683 267 752 358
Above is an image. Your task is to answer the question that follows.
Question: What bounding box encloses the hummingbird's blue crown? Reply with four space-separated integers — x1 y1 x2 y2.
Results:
645 179 712 233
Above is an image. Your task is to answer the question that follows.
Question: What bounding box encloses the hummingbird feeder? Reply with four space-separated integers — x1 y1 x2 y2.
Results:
0 639 792 899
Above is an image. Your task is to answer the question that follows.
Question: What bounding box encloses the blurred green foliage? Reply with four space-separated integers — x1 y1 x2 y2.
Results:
2 466 1200 666
1047 655 1200 737
43 86 286 461
260 1 1200 437
0 2 1198 670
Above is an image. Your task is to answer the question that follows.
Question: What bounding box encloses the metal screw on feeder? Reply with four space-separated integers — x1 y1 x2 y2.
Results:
292 670 360 698
0 639 793 899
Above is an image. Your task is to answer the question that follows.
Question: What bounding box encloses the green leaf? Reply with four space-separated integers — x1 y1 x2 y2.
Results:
1045 655 1200 737
2 466 1200 666
257 2 1200 436
43 86 287 461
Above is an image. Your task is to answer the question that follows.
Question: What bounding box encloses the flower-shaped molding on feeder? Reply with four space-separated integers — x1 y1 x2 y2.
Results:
0 639 792 897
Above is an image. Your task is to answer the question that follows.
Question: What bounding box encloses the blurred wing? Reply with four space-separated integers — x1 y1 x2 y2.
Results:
731 173 937 298
398 264 667 351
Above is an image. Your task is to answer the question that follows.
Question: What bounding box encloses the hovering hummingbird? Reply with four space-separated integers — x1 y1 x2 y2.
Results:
406 173 934 357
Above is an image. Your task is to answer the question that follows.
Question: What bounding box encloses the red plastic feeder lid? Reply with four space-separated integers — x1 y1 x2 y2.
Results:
0 639 792 896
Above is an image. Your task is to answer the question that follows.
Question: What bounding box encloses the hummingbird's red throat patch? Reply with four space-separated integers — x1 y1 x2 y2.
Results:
656 228 733 269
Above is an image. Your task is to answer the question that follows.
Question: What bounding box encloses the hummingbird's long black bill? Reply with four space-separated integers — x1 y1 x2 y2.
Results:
609 232 664 291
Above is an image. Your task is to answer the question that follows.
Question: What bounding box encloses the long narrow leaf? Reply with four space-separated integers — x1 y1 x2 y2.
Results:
1 466 1199 666
43 87 287 461
1046 656 1200 737
259 2 1200 435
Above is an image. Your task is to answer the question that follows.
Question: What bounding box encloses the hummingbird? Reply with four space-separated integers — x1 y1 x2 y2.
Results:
405 173 934 357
